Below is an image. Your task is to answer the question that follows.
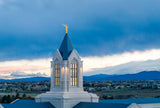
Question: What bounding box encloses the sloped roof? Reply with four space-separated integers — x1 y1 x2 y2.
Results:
1 99 55 108
1 99 130 108
99 98 160 104
73 102 130 108
59 33 74 60
11 99 36 104
2 98 160 108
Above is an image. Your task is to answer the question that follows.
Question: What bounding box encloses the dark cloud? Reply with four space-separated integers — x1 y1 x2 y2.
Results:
0 0 160 61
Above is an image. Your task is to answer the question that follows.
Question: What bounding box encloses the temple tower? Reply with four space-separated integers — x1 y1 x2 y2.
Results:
35 27 99 108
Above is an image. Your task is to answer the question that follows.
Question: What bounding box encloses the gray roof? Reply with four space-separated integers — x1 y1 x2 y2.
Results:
59 33 74 60
1 99 55 108
74 102 130 108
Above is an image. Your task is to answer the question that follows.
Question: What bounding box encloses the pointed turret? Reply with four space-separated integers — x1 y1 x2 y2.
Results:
59 33 74 60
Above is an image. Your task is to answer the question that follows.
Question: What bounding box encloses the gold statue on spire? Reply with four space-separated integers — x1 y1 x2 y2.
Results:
62 24 68 33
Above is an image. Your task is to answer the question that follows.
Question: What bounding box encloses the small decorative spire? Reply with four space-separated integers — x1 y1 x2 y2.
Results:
62 24 68 33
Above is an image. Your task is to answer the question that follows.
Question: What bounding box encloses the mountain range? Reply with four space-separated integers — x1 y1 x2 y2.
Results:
1 71 160 81
83 71 160 81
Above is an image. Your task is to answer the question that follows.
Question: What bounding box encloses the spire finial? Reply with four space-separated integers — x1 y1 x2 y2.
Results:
62 24 68 33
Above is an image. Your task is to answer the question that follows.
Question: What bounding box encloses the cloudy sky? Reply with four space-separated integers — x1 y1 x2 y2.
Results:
0 0 160 79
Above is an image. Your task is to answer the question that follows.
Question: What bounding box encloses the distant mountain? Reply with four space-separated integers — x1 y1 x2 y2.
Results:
83 74 115 81
84 71 160 81
0 79 6 81
1 77 50 82
13 77 50 81
102 71 160 81
1 71 160 81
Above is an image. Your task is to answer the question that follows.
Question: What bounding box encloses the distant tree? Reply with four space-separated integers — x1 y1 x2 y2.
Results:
102 94 108 99
2 95 7 103
110 96 114 99
21 85 25 90
92 84 95 87
12 95 15 99
22 93 26 98
7 95 11 103
27 96 34 99
16 93 20 99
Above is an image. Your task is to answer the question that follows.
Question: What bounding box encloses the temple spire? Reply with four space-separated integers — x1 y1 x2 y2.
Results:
59 33 74 60
35 26 99 108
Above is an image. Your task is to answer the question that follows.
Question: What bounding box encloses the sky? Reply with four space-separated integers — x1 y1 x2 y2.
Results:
0 0 160 79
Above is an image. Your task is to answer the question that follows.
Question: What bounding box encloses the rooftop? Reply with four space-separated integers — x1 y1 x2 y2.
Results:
1 99 55 108
100 98 160 104
59 33 74 60
74 102 130 108
2 98 160 108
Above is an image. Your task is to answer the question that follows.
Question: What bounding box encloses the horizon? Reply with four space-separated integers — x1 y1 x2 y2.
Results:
1 70 160 80
1 0 160 79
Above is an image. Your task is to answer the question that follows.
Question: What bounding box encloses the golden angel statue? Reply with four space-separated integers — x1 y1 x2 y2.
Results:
63 24 68 33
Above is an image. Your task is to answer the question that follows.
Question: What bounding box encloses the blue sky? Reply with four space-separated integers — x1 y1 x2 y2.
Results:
0 0 160 78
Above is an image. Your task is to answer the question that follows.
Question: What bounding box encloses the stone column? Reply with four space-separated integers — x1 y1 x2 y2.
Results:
61 60 68 92
50 61 54 92
80 61 83 91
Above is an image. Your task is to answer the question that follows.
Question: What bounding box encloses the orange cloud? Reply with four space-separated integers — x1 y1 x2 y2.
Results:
0 65 49 73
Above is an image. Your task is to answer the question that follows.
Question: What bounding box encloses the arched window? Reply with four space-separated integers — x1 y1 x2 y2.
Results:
70 59 78 86
54 59 60 86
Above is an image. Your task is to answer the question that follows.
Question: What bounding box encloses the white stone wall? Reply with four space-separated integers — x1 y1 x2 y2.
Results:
50 49 84 93
35 49 99 108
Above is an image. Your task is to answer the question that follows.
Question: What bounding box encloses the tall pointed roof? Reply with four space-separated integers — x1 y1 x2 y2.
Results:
59 33 74 60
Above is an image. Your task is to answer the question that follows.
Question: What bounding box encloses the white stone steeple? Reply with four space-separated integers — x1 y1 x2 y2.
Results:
35 33 99 108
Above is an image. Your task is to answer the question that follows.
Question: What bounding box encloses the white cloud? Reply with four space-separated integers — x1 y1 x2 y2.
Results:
82 49 160 72
0 58 51 78
0 49 160 79
10 71 47 78
84 59 160 76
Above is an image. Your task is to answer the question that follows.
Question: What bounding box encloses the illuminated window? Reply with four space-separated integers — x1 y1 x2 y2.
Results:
55 64 60 86
70 63 77 86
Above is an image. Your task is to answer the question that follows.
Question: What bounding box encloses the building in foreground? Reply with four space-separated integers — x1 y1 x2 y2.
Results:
0 28 160 108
